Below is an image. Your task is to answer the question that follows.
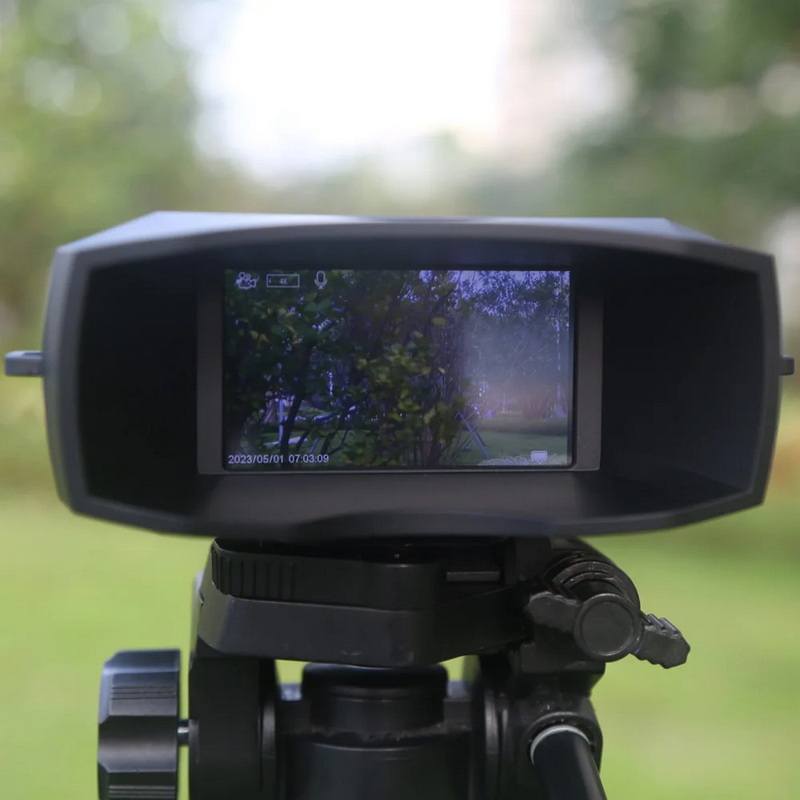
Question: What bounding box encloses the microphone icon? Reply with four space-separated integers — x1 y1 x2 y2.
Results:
314 271 328 289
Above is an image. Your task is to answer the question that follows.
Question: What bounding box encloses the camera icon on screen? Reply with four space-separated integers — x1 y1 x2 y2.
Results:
235 272 259 291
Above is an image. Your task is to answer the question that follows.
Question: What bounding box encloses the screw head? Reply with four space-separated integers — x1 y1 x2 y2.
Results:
574 594 642 661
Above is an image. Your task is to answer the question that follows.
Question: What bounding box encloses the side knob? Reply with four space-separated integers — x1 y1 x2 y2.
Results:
98 650 182 800
526 591 690 668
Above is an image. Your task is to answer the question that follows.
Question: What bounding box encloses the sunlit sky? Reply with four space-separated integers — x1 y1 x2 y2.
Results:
189 0 507 176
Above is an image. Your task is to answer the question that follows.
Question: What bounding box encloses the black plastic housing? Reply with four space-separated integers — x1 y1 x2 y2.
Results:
37 213 785 541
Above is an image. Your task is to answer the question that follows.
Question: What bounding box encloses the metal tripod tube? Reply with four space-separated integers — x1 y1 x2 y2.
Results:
529 725 607 800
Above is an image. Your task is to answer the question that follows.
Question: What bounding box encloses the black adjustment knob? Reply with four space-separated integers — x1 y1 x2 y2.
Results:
573 593 643 661
98 650 182 800
526 591 690 668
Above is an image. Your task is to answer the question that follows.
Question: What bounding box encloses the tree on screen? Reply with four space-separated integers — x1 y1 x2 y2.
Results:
224 270 470 466
224 269 569 467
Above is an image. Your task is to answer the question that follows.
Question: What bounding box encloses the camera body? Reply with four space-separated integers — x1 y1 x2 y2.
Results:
29 212 785 541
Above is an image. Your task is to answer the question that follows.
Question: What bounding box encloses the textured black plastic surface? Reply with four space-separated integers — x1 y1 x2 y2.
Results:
37 213 785 541
195 548 523 667
97 650 181 800
209 540 443 609
189 657 274 800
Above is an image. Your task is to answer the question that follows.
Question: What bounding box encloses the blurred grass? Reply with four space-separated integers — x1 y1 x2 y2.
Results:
1 384 799 798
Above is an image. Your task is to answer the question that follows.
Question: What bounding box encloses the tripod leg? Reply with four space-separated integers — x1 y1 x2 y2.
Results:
529 725 607 800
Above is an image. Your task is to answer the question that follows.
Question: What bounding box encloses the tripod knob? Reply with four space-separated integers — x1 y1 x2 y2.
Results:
526 591 690 668
98 650 182 800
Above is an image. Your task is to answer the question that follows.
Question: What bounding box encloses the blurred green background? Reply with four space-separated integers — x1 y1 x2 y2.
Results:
1 1 799 798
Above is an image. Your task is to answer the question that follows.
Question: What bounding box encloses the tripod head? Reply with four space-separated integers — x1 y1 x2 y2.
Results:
99 537 687 800
5 214 792 798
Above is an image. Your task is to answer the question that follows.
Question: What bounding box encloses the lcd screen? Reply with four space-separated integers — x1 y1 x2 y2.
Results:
223 268 572 470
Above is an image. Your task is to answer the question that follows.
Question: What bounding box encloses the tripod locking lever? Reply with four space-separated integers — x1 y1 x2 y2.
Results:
526 591 690 668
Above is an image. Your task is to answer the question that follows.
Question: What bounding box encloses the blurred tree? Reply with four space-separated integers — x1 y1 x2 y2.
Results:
557 0 800 246
0 0 255 347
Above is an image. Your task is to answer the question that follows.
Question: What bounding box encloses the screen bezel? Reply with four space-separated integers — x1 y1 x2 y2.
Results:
198 266 601 475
